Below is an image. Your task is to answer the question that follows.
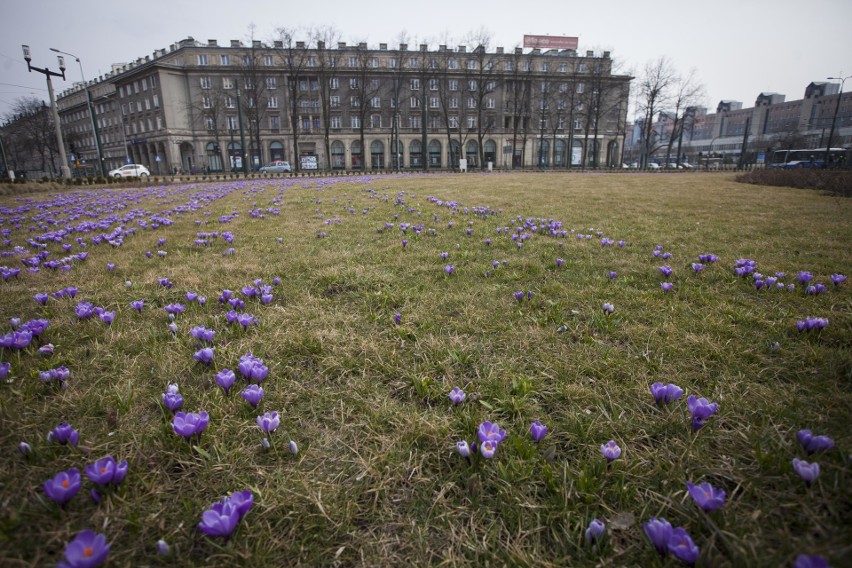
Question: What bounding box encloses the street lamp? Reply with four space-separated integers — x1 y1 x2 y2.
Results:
22 44 71 179
825 75 851 167
50 48 105 177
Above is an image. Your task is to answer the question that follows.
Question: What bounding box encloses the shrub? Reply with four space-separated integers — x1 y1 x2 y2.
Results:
736 169 852 197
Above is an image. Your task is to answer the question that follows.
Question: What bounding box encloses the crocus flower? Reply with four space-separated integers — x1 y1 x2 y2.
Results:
194 347 214 365
49 422 79 447
687 395 719 431
830 273 846 287
162 388 183 413
257 411 280 434
156 539 170 556
793 554 830 568
394 313 401 325
58 530 110 568
449 387 466 404
38 342 54 357
686 481 726 511
480 439 498 458
602 302 614 315
172 411 209 441
44 468 81 505
237 353 268 383
659 266 673 277
185 291 198 302
75 302 94 320
241 384 264 408
660 282 674 292
650 382 684 405
585 519 605 545
85 455 129 488
444 265 454 275
0 362 10 379
456 441 471 458
797 271 813 284
288 440 298 455
190 326 215 343
513 290 525 301
34 292 49 305
600 440 622 462
477 421 507 444
530 421 548 443
19 441 32 457
609 271 617 279
130 300 144 312
792 458 820 485
556 258 564 267
796 429 835 455
198 500 241 539
215 369 236 395
668 527 700 565
691 263 704 273
99 311 115 325
643 517 673 557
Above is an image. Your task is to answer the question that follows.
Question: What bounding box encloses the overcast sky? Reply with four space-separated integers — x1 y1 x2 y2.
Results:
2 0 850 120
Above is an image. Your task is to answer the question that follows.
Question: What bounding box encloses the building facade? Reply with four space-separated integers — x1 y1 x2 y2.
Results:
52 37 631 175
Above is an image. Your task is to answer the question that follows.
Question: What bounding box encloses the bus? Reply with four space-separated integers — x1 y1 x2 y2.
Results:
768 148 847 169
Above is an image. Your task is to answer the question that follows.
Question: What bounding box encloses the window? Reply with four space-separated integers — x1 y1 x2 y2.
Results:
145 99 151 110
331 115 341 129
449 97 458 109
559 82 568 93
430 115 440 129
136 101 143 112
300 80 309 92
389 58 398 68
202 96 212 109
226 96 235 109
467 97 476 109
351 116 361 128
449 80 458 91
156 116 163 130
522 61 531 72
198 54 208 65
370 79 380 90
330 96 340 108
330 78 339 89
541 62 549 72
270 116 280 130
301 117 311 131
206 117 214 130
369 57 379 68
142 78 148 91
410 79 420 90
559 63 567 73
467 116 477 129
371 97 381 108
153 95 160 108
429 96 439 109
350 96 360 108
243 55 251 65
371 114 381 128
266 77 277 89
557 100 566 110
409 57 418 67
264 55 273 66
329 56 337 68
350 78 359 89
221 54 230 65
268 96 279 109
557 117 566 129
150 75 158 88
448 116 458 128
467 59 477 70
449 58 458 70
430 79 439 91
576 83 585 94
573 119 582 130
134 81 139 94
248 97 255 108
486 97 494 109
505 61 514 71
578 63 586 73
223 78 234 89
244 78 253 89
410 115 420 128
348 56 357 67
410 96 420 108
486 81 495 91
307 56 317 67
539 117 547 129
313 117 320 130
468 80 477 91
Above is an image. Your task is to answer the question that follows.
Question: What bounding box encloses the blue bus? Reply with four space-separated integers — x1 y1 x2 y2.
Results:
768 148 846 168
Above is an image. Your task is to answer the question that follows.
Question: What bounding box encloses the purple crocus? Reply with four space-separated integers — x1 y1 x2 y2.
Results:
687 395 719 431
215 369 236 395
257 411 280 434
608 271 617 279
480 439 498 458
602 302 614 315
33 292 49 305
792 458 820 486
444 265 454 275
660 282 674 292
456 440 471 458
668 527 700 565
43 468 81 506
659 266 673 277
198 490 253 539
796 429 835 455
85 455 129 488
58 530 110 568
556 258 564 267
237 353 268 383
830 273 846 287
530 421 548 443
190 326 216 343
797 271 814 285
130 300 144 312
650 382 684 405
686 481 726 511
584 519 605 545
185 291 198 302
691 263 704 273
793 554 830 568
643 517 673 557
49 422 79 447
75 302 94 320
600 440 622 462
172 411 209 441
449 386 466 404
0 362 10 379
194 347 214 365
99 311 116 325
241 384 264 408
477 421 507 444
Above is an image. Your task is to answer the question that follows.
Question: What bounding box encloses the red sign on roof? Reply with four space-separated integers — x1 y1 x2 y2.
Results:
523 35 579 50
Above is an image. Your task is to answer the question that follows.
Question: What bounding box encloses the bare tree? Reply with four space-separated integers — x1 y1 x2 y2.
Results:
275 28 313 172
236 35 272 171
462 30 500 168
312 26 342 170
636 56 676 167
347 42 385 169
4 97 58 175
185 77 229 171
664 69 704 166
505 48 536 168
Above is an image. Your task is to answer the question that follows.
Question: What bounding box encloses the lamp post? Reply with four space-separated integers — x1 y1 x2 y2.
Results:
825 75 850 167
22 45 70 180
50 48 105 177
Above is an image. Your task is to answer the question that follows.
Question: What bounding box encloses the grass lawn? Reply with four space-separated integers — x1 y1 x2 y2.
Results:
0 172 850 567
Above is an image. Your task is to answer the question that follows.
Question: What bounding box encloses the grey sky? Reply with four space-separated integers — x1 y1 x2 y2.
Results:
2 0 851 120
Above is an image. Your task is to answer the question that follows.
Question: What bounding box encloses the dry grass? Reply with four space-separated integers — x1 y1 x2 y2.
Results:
0 172 850 567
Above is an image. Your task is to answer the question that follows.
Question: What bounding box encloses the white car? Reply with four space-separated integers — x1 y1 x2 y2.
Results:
647 163 661 169
109 164 150 178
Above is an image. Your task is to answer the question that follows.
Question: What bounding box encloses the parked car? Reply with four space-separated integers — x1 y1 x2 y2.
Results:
679 162 694 169
647 163 661 170
666 163 682 169
108 164 149 178
259 161 292 173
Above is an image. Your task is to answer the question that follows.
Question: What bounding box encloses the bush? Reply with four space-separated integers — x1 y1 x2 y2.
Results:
736 169 852 197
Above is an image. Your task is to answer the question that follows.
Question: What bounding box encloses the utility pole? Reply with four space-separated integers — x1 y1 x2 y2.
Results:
22 45 70 180
825 75 850 167
738 116 751 170
236 86 248 172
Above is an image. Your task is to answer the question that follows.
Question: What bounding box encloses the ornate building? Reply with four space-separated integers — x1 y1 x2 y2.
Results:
54 37 631 175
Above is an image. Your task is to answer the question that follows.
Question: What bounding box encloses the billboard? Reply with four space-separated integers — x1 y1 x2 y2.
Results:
523 35 578 50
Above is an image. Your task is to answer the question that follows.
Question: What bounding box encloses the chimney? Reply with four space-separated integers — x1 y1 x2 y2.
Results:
231 40 241 48
514 47 522 54
458 45 466 53
274 40 283 48
296 41 305 48
379 43 387 50
496 47 504 54
399 43 408 51
252 40 262 49
586 50 594 57
603 51 611 58
419 44 427 51
338 42 347 49
317 40 324 50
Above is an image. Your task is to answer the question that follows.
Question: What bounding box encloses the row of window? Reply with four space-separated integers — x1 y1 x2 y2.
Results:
122 96 160 114
197 52 601 74
118 76 158 98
